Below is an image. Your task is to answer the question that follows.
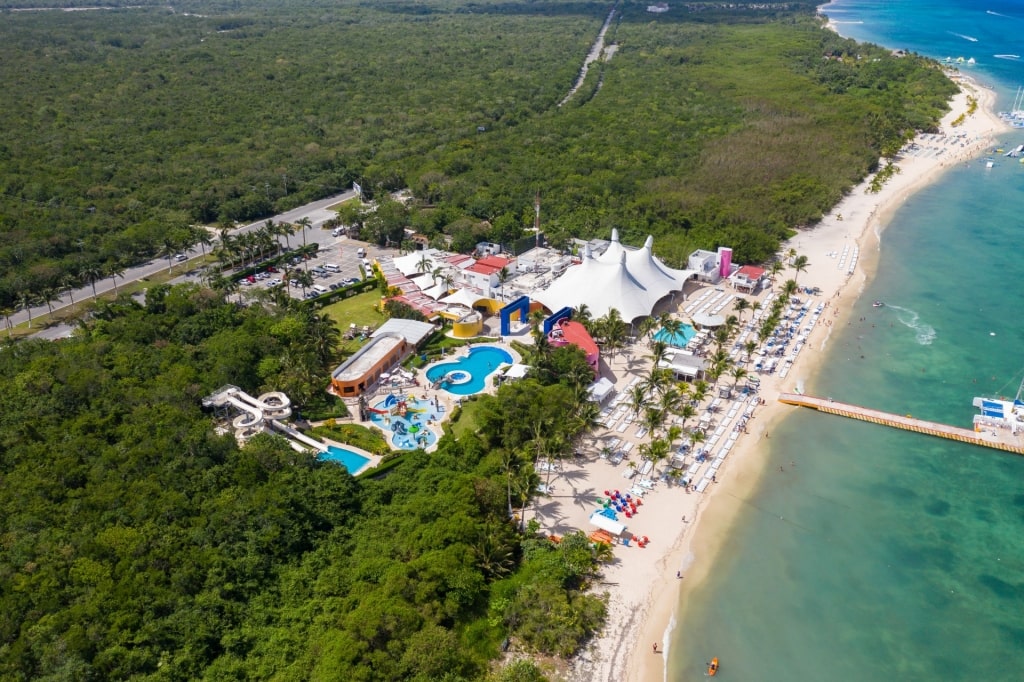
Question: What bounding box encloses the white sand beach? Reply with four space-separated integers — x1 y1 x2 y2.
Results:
543 76 1010 682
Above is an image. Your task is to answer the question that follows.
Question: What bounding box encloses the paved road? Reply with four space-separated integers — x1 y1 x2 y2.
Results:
9 189 358 330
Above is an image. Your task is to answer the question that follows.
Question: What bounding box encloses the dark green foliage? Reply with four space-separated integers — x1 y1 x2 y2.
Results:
0 1 954 309
0 281 609 679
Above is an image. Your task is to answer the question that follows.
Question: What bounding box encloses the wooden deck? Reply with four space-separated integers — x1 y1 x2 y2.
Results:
778 393 1024 455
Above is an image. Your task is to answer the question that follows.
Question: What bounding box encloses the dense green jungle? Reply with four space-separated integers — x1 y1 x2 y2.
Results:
0 0 955 309
1 0 960 679
0 287 607 680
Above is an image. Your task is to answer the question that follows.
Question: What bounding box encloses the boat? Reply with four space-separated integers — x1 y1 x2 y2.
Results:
708 657 720 676
872 301 885 308
973 375 1024 435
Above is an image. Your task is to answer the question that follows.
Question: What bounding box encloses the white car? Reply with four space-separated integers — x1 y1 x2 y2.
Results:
267 278 283 286
174 253 187 262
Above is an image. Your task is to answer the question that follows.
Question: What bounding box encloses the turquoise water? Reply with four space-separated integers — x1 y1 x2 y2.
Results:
653 323 697 348
425 345 513 395
319 445 370 474
367 396 441 450
671 3 1024 679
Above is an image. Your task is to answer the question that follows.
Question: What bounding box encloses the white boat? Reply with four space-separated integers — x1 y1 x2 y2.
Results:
973 377 1024 434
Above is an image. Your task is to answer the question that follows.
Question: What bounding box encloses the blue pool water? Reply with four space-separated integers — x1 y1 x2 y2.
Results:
425 345 514 395
367 396 442 449
653 323 697 348
319 445 370 474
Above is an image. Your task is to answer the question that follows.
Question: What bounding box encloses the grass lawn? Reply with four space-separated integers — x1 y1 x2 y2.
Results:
320 290 388 352
449 396 487 440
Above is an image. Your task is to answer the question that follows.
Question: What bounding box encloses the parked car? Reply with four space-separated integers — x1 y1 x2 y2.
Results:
174 253 187 262
289 279 299 287
328 283 341 290
266 265 278 273
267 278 283 286
246 275 256 283
343 277 360 286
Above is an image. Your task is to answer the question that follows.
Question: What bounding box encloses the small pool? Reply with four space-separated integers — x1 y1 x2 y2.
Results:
653 323 697 348
319 445 371 474
425 345 514 395
367 395 442 450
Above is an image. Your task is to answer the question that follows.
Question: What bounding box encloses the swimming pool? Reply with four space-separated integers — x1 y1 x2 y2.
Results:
367 395 442 450
319 445 371 474
653 323 697 348
425 345 514 395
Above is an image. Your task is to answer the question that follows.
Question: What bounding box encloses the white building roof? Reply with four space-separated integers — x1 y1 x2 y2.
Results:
371 318 436 346
532 230 695 321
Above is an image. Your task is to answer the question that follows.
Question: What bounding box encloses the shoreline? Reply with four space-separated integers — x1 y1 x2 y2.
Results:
625 77 1009 682
555 68 1009 682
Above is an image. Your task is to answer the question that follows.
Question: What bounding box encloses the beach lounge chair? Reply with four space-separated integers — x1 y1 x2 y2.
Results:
622 467 637 479
628 486 646 498
609 450 624 465
638 478 656 490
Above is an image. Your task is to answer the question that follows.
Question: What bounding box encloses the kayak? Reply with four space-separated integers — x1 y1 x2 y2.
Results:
708 657 719 676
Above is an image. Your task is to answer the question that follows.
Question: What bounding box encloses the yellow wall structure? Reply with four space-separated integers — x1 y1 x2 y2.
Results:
452 318 483 338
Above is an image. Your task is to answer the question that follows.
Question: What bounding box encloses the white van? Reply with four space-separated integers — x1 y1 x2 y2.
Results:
312 284 329 295
324 263 341 272
356 247 366 258
331 227 345 237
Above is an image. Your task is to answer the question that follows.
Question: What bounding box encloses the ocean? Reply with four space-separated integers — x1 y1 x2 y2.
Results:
670 1 1024 679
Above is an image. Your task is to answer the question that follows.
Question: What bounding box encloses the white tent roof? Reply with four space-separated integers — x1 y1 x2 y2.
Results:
440 288 486 309
503 363 531 379
587 376 615 403
420 282 449 300
533 230 695 321
692 312 726 328
589 510 627 536
392 249 446 278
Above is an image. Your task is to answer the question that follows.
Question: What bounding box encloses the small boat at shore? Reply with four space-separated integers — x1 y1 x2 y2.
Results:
872 301 885 308
707 657 720 676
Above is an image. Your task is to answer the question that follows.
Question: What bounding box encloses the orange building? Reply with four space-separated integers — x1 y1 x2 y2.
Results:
330 319 435 397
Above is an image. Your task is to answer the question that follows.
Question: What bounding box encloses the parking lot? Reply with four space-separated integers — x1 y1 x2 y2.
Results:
238 232 389 300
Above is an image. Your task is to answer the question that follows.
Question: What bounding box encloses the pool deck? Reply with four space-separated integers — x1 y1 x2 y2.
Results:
352 341 520 453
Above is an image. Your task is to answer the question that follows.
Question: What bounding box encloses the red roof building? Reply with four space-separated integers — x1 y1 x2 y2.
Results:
731 265 766 293
548 319 599 372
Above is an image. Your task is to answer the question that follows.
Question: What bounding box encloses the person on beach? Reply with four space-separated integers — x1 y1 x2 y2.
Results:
653 643 658 653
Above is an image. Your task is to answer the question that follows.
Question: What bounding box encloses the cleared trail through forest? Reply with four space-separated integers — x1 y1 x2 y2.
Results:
559 2 619 107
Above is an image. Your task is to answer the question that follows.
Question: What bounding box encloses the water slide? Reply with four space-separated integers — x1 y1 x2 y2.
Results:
268 420 328 453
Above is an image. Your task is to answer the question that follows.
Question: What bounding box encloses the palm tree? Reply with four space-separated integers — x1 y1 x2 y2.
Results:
647 339 670 369
573 303 593 330
730 366 749 389
782 279 800 300
497 266 511 300
294 269 314 297
307 312 342 365
1 305 14 338
743 340 758 367
61 274 78 308
637 315 657 344
192 226 214 259
18 290 37 328
733 297 751 324
104 260 124 295
690 380 710 406
416 253 432 276
82 264 103 299
39 286 60 320
159 236 180 273
791 255 809 284
768 260 785 282
295 217 312 269
627 384 648 421
644 437 670 478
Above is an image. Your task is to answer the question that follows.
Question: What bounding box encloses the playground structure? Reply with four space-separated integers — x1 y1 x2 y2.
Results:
365 394 441 450
202 385 308 447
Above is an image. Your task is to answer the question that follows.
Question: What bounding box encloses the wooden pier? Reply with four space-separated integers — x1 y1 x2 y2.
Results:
778 393 1024 455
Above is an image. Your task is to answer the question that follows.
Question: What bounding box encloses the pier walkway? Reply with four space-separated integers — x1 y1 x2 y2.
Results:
778 393 1024 455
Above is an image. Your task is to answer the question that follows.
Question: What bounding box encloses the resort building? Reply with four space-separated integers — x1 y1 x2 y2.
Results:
730 264 766 293
548 318 600 372
330 318 436 397
688 246 733 284
659 350 707 382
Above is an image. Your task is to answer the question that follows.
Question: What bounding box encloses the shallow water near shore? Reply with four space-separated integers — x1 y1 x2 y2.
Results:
671 2 1024 678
